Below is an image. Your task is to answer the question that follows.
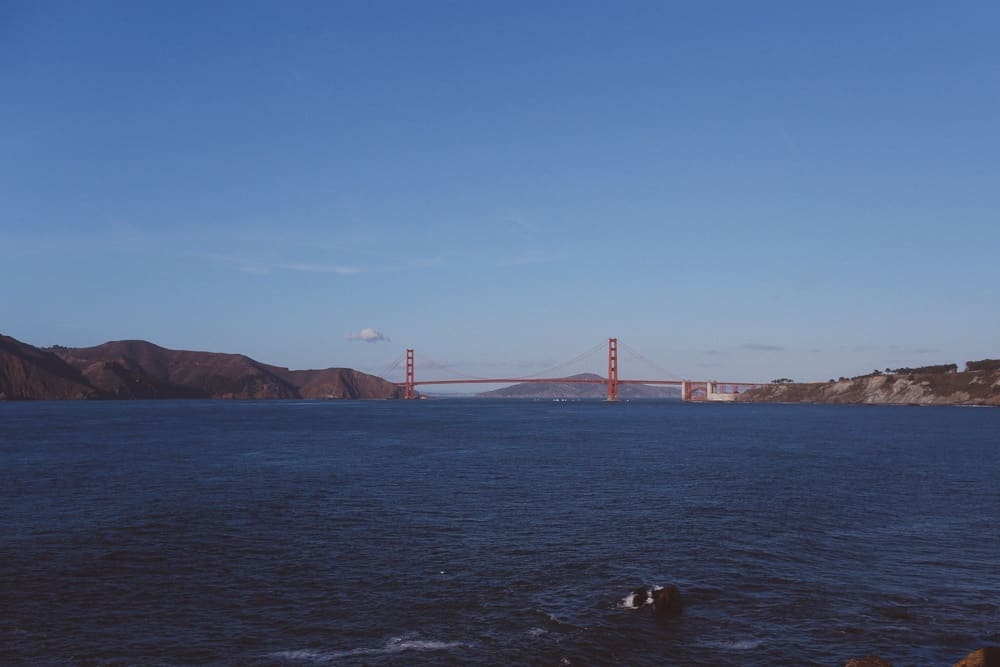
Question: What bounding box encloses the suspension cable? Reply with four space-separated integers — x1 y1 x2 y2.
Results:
413 340 607 381
369 353 405 381
514 340 606 379
415 354 490 380
620 341 681 379
382 355 404 378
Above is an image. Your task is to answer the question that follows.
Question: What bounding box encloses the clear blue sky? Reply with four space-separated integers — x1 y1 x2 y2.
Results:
2 1 998 383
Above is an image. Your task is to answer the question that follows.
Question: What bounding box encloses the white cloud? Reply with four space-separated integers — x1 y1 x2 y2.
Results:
239 265 271 275
741 343 785 352
278 262 360 275
198 250 441 277
496 251 560 267
347 328 391 343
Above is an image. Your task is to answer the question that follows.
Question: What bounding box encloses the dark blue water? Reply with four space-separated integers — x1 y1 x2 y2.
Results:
1 400 998 666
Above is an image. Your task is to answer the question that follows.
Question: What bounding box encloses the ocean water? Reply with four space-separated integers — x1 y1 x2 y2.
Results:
1 399 998 666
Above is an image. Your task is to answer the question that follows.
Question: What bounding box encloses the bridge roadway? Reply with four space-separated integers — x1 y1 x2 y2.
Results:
408 378 682 386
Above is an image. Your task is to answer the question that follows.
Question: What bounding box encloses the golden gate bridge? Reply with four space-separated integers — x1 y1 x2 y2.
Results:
382 338 764 402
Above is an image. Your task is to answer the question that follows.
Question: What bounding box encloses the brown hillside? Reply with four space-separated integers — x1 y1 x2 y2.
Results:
53 340 301 399
0 334 102 400
48 339 401 400
278 368 403 399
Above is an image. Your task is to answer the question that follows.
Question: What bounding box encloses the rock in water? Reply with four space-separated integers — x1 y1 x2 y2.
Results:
954 647 1000 667
844 657 893 667
652 585 682 617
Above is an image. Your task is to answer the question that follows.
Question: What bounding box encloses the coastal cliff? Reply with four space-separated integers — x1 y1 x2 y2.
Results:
0 334 401 400
741 361 1000 406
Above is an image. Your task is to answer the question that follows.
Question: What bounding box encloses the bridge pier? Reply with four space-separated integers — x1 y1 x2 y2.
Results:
682 380 709 402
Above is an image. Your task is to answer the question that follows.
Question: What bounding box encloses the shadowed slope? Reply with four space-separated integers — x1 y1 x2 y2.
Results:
0 334 102 400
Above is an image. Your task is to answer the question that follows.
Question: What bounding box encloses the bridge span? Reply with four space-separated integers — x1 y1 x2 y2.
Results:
395 338 764 401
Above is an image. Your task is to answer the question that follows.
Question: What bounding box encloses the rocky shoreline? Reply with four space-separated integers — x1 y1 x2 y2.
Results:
845 647 999 667
741 361 1000 407
625 586 996 667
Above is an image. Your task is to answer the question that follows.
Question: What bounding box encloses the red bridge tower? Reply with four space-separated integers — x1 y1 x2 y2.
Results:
404 348 415 399
606 337 619 402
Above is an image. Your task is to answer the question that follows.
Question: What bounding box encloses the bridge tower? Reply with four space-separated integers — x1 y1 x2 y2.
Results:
404 349 415 400
606 337 619 401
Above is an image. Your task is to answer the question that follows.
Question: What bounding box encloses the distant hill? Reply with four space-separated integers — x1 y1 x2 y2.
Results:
478 373 680 399
741 362 1000 406
0 334 401 400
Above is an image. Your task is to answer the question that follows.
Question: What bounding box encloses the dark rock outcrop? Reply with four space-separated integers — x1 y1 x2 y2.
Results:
652 585 682 617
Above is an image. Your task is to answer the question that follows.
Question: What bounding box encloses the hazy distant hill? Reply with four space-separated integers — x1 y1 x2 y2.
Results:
478 372 680 399
0 334 401 400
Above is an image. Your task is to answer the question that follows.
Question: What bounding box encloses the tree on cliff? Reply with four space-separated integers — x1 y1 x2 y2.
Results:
966 359 1000 372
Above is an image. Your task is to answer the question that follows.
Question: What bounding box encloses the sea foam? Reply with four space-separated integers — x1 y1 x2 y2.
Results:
271 635 467 663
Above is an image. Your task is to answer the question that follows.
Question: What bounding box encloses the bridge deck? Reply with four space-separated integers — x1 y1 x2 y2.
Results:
399 378 759 387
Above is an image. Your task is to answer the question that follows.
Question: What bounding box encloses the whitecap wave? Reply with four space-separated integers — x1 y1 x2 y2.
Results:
272 635 467 663
619 588 652 609
700 639 763 650
272 650 330 662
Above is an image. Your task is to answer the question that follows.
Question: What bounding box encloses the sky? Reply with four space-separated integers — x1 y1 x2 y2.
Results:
2 1 998 385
